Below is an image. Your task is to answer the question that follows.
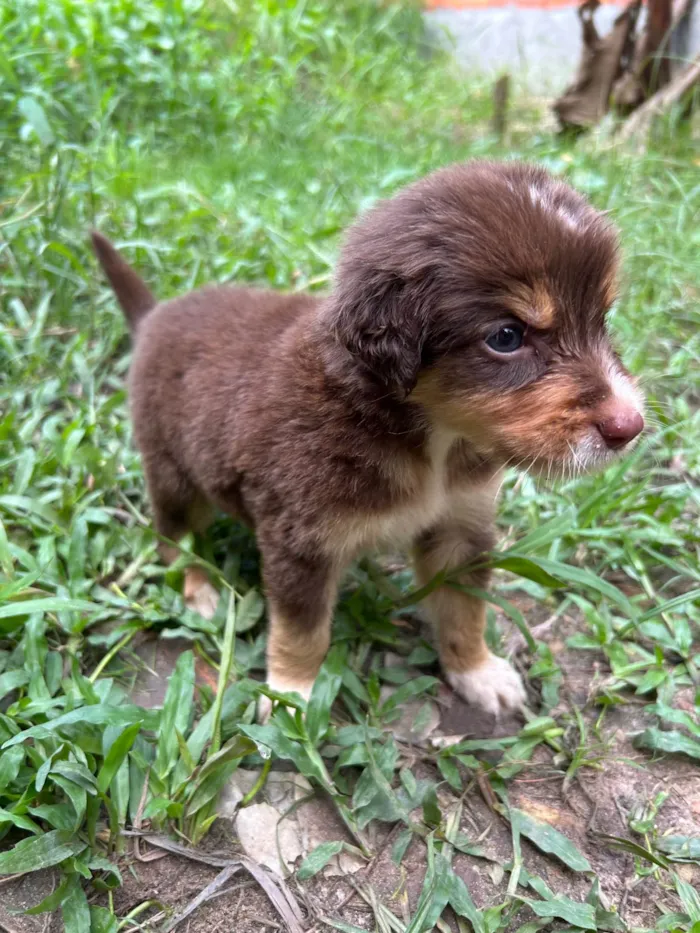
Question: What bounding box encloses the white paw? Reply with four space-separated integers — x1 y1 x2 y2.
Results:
257 677 314 723
446 654 526 717
185 580 220 620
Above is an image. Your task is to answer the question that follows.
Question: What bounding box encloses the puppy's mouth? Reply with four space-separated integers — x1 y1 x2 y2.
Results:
505 399 645 479
523 420 644 479
416 355 645 479
473 372 646 479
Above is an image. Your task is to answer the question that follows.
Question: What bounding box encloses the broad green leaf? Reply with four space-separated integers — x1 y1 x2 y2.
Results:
675 876 700 922
52 761 98 793
235 588 264 633
509 508 577 552
0 598 99 620
651 704 700 738
421 783 441 827
437 755 462 791
62 874 90 933
392 827 413 865
532 557 638 617
448 870 486 933
17 97 55 146
89 854 122 889
185 758 241 817
379 676 438 716
0 807 41 834
97 721 142 794
657 835 700 860
511 809 591 871
3 704 154 748
307 646 346 745
0 495 60 527
90 907 118 933
155 651 195 780
518 894 596 930
489 556 563 589
633 728 700 761
185 734 256 816
297 840 344 880
239 723 315 777
0 669 29 700
175 682 255 786
36 745 63 792
0 830 86 874
29 803 76 832
0 745 24 790
52 774 87 828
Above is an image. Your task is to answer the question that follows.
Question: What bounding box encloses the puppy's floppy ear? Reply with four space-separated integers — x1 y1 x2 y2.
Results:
330 274 425 397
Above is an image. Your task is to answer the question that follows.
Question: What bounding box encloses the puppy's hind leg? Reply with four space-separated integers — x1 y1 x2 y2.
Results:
143 455 220 620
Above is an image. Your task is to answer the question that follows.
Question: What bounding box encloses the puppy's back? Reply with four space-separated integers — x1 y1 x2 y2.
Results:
128 283 322 484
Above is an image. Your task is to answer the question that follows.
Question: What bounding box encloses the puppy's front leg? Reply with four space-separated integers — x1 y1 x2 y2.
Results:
413 521 526 717
260 541 339 710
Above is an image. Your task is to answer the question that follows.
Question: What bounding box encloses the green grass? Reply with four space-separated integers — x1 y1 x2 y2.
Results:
1 1 699 931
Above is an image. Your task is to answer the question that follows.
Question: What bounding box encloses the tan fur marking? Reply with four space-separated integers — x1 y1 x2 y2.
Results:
507 281 556 329
602 257 620 309
183 565 213 603
412 482 499 673
319 428 460 561
266 607 332 693
414 542 490 672
415 369 590 466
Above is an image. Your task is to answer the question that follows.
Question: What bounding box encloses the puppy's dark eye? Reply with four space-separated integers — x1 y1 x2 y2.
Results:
485 325 525 354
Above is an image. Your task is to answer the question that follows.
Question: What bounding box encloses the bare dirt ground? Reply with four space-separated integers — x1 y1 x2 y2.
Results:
3 605 698 933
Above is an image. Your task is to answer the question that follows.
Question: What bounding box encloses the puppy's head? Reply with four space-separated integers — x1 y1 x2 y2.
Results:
327 160 644 474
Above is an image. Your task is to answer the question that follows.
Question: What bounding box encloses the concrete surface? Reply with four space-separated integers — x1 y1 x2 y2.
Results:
425 2 700 94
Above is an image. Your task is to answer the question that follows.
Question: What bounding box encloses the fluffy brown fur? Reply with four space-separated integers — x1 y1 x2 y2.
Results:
92 160 644 717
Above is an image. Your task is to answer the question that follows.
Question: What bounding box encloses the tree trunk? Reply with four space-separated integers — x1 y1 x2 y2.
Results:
618 52 700 142
553 0 642 130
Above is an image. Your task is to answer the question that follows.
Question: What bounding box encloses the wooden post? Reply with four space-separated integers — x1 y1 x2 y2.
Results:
492 74 511 139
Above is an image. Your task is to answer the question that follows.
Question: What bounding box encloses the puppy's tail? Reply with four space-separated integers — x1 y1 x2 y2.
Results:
91 231 156 334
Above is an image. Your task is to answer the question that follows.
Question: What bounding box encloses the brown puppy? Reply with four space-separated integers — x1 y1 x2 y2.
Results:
92 160 644 717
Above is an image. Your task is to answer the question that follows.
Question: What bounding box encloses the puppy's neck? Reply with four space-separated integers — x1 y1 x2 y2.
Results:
305 313 500 482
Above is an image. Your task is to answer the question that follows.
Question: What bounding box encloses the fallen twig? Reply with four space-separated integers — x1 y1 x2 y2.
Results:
162 864 241 932
122 833 306 933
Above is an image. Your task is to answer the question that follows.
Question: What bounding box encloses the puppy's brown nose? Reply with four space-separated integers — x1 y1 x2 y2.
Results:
597 409 644 449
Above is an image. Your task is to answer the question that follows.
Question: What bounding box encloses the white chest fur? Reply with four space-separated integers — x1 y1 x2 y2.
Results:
325 430 498 562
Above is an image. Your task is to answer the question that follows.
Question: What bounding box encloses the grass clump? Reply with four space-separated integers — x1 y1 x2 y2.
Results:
0 0 698 930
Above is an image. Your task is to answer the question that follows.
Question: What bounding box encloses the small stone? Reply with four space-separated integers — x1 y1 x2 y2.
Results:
292 772 313 802
335 848 366 877
383 652 405 669
292 794 364 877
218 768 260 818
490 863 505 886
266 772 301 810
235 802 302 876
380 685 441 745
